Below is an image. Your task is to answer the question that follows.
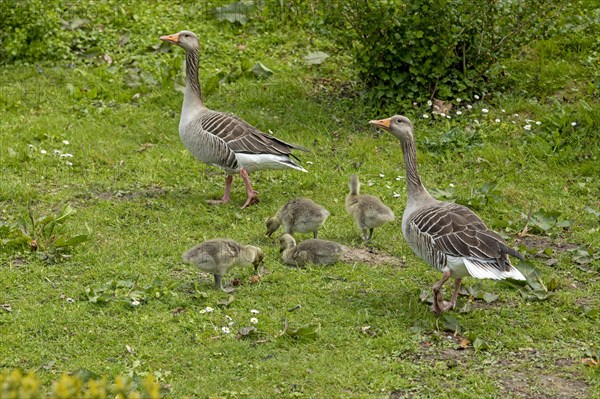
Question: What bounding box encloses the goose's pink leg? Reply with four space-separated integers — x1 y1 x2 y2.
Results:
240 168 259 209
431 270 452 315
207 175 233 205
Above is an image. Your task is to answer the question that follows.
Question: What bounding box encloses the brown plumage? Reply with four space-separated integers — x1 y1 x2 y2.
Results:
369 115 525 315
160 30 308 208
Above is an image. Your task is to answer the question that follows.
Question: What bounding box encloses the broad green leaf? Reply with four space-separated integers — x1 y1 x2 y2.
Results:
54 234 88 247
482 292 499 303
211 2 253 25
441 315 462 333
249 62 273 78
473 338 489 351
303 51 330 65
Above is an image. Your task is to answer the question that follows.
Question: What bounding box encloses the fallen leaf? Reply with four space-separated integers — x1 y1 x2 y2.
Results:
248 275 260 284
125 345 135 354
459 337 470 349
1 304 12 312
581 358 598 367
136 143 154 152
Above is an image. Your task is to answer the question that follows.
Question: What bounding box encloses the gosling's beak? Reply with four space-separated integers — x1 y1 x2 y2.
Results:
368 117 392 130
160 33 179 44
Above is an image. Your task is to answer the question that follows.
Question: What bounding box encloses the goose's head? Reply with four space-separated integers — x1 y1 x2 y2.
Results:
369 115 414 143
279 234 296 253
160 30 199 51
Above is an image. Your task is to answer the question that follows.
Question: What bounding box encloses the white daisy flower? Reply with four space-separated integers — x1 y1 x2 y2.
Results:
524 124 531 130
205 306 214 313
221 327 231 334
571 122 577 126
65 161 73 166
250 309 259 314
439 113 446 117
63 140 69 145
379 173 385 178
250 317 258 324
427 100 432 106
456 98 462 103
40 150 47 154
513 113 519 117
449 183 455 188
423 114 429 119
412 102 418 106
393 192 401 198
225 315 233 321
395 176 403 180
54 149 61 154
495 118 501 123
467 105 473 110
306 161 313 165
446 115 451 119
474 94 480 100
501 109 506 113
60 153 73 158
481 108 489 113
131 300 140 306
456 110 463 115
536 121 542 125
28 144 34 149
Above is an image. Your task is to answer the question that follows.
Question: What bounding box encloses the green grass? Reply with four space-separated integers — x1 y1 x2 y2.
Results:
1 3 599 398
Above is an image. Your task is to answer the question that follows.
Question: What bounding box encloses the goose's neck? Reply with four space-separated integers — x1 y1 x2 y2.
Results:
402 138 432 203
184 47 203 103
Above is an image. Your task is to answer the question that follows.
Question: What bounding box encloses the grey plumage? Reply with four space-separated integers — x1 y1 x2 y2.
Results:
369 115 525 315
345 174 395 241
160 30 308 208
182 238 263 290
279 234 347 267
266 198 330 238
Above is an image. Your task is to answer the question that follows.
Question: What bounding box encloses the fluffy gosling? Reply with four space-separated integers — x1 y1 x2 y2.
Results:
266 198 330 238
345 174 395 241
279 233 347 267
182 238 263 290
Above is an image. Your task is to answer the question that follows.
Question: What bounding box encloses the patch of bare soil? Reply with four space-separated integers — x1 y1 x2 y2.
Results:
95 186 168 201
342 247 403 268
500 372 589 399
514 235 578 255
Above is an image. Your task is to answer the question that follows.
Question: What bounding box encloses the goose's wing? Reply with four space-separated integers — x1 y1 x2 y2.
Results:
200 110 309 156
411 202 524 267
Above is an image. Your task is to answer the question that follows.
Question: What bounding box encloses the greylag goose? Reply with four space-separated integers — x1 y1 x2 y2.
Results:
160 31 309 208
369 115 525 315
182 238 263 290
345 174 395 241
279 234 347 267
266 198 330 238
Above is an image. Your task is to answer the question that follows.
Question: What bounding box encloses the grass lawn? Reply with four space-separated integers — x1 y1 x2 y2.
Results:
1 2 599 398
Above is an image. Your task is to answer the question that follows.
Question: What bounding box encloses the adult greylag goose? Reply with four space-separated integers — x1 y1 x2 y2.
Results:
279 234 347 267
369 115 525 315
182 238 263 290
345 174 395 241
266 198 330 238
160 31 309 208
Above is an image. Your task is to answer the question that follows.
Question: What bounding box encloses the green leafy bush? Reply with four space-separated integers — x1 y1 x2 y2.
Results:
0 204 88 262
325 0 565 109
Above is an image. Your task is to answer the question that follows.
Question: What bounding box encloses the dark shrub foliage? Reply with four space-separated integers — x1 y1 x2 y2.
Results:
324 0 566 109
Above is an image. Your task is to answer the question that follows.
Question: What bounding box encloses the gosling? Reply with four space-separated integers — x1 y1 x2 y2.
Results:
182 239 264 290
266 198 330 238
279 233 347 267
345 174 395 241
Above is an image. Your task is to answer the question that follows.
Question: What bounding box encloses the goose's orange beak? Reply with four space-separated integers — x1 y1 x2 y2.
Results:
160 33 179 44
368 118 392 130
